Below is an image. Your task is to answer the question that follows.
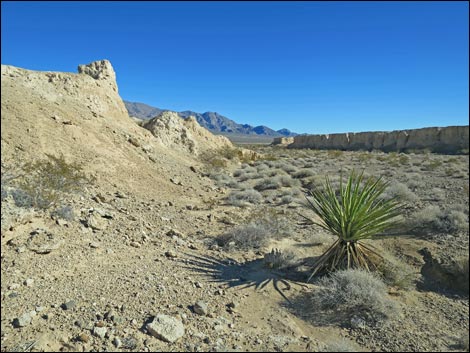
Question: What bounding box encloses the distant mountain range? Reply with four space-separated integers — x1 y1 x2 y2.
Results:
124 101 298 138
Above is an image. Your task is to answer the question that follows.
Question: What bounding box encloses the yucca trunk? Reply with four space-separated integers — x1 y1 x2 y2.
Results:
309 239 384 280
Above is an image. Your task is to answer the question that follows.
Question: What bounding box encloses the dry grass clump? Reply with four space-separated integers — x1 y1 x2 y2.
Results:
226 189 262 207
408 205 469 234
310 269 399 325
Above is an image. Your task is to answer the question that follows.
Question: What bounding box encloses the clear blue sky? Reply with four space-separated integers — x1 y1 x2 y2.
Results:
2 1 468 134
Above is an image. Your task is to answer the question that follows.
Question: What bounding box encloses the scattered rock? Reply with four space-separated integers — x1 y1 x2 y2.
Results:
13 311 36 328
77 333 90 343
193 301 209 316
146 314 185 343
61 300 76 310
130 241 141 248
165 250 177 259
93 326 107 339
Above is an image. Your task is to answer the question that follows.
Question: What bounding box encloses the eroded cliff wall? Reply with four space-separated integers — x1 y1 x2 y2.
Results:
284 126 469 153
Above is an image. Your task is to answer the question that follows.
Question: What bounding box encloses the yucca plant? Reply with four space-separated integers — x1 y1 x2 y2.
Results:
303 170 402 280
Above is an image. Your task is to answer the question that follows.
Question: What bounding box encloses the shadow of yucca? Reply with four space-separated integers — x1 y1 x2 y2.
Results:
179 253 311 303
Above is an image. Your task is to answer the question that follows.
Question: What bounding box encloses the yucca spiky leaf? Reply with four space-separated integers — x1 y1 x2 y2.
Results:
305 171 402 242
304 170 403 279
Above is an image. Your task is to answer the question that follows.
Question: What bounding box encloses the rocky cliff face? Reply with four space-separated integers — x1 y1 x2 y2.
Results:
281 126 469 154
143 111 233 155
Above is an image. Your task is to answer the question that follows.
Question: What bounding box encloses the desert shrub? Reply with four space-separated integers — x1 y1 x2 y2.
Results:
50 205 75 221
263 248 298 269
226 189 262 207
260 168 288 178
279 195 293 204
10 188 34 208
211 173 234 187
383 182 419 202
429 187 446 201
254 177 283 191
408 205 469 234
356 152 373 163
7 154 92 210
278 175 301 188
327 150 343 159
293 169 316 179
256 163 270 172
422 159 442 171
377 253 417 290
310 269 399 325
280 164 299 174
232 169 245 178
216 223 271 250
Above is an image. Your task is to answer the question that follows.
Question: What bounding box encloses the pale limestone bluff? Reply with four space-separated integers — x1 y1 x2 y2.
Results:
272 137 294 145
142 111 233 155
1 60 128 122
285 126 469 153
1 60 200 196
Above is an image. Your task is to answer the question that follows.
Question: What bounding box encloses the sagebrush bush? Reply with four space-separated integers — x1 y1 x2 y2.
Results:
254 177 283 191
311 269 399 325
226 189 262 207
216 223 271 250
408 205 469 234
377 252 417 290
217 209 291 250
6 154 92 210
293 169 316 179
383 182 419 202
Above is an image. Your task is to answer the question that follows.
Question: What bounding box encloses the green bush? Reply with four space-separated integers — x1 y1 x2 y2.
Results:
8 154 92 210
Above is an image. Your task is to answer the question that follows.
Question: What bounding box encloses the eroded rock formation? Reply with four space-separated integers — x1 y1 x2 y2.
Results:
277 126 469 153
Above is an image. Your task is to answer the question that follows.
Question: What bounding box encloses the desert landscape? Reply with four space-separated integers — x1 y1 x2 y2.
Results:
1 60 469 352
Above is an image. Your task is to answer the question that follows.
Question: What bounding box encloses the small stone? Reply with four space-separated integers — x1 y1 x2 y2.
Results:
89 242 100 249
35 306 45 312
78 333 90 343
113 337 122 348
24 278 34 287
130 241 141 248
56 219 68 226
62 300 76 310
9 283 20 290
193 301 209 316
95 320 106 327
13 311 35 327
93 326 107 339
165 250 177 258
194 282 203 288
